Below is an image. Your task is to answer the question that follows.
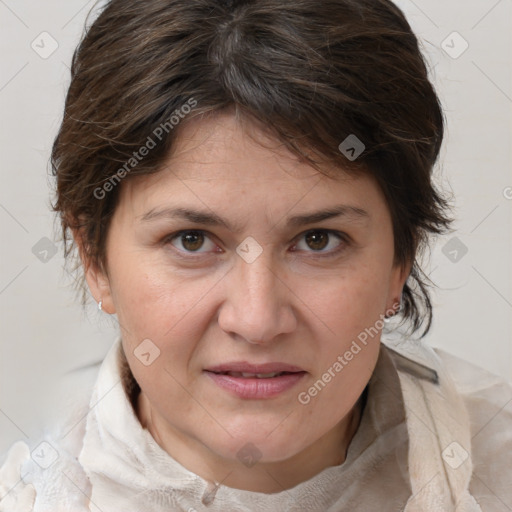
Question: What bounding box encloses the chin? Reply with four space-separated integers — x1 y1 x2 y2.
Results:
203 421 308 464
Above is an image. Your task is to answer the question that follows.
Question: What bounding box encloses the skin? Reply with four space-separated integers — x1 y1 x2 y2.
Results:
80 111 410 493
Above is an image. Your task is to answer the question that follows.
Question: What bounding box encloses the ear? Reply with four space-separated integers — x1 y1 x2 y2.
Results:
72 227 116 314
386 258 413 314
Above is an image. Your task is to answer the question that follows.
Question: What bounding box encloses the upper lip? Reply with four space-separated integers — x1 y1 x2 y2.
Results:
205 362 305 374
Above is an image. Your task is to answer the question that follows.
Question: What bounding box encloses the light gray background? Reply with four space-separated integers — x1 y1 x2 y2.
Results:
1 0 511 456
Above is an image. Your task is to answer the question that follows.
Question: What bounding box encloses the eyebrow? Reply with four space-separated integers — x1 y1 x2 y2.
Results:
139 204 370 231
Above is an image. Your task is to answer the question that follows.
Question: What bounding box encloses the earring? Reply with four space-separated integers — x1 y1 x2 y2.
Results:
398 293 404 313
383 294 403 322
98 300 103 311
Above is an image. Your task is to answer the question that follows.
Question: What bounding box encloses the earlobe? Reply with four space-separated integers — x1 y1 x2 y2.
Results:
84 262 115 314
72 227 116 314
387 259 412 314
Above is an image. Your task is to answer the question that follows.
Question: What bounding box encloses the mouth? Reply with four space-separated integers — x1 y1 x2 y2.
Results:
203 363 307 399
205 361 305 375
208 370 301 379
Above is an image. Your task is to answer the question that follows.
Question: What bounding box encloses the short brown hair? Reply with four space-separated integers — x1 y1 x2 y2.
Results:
51 0 452 337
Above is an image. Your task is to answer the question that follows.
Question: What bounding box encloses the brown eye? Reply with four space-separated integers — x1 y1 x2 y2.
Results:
293 229 346 255
169 230 216 253
182 231 204 251
305 231 329 251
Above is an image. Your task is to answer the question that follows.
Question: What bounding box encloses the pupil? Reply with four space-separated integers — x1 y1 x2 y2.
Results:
306 231 328 250
182 231 204 251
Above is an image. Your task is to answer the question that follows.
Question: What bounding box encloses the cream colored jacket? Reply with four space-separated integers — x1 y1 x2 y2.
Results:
1 337 511 511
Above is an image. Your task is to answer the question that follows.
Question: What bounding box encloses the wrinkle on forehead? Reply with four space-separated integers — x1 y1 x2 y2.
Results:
128 110 356 193
116 110 374 230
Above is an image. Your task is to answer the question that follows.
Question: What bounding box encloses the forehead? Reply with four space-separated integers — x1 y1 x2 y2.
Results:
158 112 332 181
118 112 386 220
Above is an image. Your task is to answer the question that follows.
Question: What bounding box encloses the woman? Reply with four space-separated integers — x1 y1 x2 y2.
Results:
1 0 510 510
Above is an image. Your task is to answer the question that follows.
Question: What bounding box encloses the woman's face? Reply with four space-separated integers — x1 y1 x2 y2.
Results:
85 112 408 485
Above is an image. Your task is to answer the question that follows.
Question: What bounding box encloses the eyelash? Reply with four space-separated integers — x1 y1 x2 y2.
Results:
163 229 350 259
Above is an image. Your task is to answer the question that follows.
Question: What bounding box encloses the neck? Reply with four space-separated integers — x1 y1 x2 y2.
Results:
136 390 365 493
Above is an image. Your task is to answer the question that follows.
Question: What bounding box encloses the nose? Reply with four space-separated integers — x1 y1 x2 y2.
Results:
217 253 297 345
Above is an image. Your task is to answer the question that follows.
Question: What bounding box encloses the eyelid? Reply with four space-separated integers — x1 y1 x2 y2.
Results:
164 228 350 258
165 229 220 256
291 229 349 256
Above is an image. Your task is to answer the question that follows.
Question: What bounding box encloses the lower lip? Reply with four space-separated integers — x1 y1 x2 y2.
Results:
204 371 306 399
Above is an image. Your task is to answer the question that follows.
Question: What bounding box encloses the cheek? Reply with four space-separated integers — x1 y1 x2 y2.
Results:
298 342 379 438
295 273 383 425
295 263 388 401
115 268 211 411
110 252 220 340
303 262 389 338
